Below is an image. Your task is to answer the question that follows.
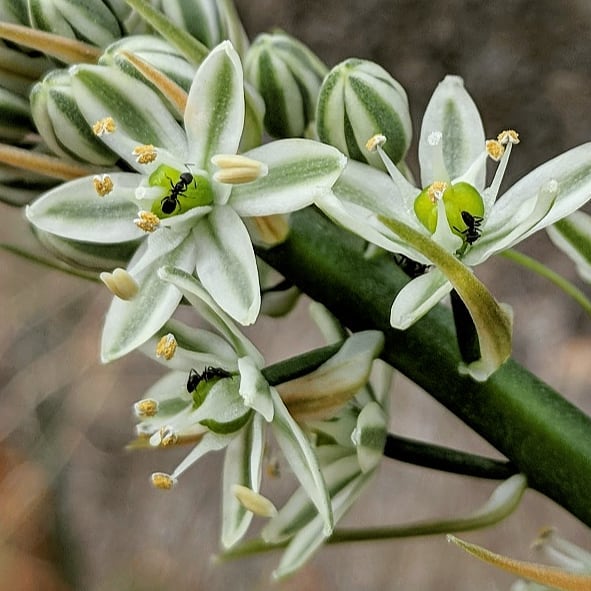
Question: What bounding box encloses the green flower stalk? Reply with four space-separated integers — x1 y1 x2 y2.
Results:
25 41 346 361
316 58 412 170
245 31 328 138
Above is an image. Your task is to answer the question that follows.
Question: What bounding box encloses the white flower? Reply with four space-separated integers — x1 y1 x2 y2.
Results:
26 41 346 361
316 75 591 330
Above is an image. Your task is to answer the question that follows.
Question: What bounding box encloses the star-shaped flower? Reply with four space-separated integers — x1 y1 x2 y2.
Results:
26 41 346 361
316 75 591 330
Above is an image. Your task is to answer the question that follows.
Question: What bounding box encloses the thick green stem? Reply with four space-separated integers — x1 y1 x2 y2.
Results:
258 208 591 526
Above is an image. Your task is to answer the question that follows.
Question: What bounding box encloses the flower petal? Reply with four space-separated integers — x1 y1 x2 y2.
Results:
72 65 187 170
229 139 346 216
419 75 485 189
26 173 144 243
238 356 274 422
390 268 453 329
221 413 264 548
194 205 261 325
101 232 197 362
185 41 244 192
269 388 333 537
157 265 264 365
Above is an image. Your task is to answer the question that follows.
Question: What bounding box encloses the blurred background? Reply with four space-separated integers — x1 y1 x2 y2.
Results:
1 0 591 589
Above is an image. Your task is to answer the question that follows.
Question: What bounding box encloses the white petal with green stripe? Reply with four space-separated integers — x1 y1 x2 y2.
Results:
273 464 375 580
238 356 274 422
221 413 264 548
193 205 260 325
185 40 244 197
171 431 234 480
419 75 485 188
229 139 346 216
547 211 591 282
26 173 143 243
157 265 264 365
101 232 198 362
269 389 333 538
352 401 387 473
72 64 187 169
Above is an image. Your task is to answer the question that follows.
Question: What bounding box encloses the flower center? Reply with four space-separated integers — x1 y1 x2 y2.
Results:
414 181 485 242
149 164 214 219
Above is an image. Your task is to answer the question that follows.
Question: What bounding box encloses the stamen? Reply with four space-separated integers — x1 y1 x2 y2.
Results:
211 154 268 184
158 426 179 447
497 129 520 145
156 333 177 360
93 174 113 197
134 398 159 418
232 484 277 517
92 116 116 136
428 181 448 202
486 139 505 162
133 144 157 164
99 268 139 300
134 210 160 232
151 472 176 490
365 134 387 152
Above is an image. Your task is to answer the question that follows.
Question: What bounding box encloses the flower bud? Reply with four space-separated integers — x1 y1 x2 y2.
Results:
159 0 249 57
245 32 328 138
316 58 412 169
0 88 34 141
99 36 197 93
30 69 119 165
0 161 59 207
27 0 125 48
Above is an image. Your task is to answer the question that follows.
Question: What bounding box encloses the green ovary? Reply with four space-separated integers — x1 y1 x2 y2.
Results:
414 181 484 239
149 164 214 218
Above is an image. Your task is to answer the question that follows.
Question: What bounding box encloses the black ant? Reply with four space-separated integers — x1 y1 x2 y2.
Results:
186 366 232 392
454 211 483 245
393 254 429 278
161 171 195 214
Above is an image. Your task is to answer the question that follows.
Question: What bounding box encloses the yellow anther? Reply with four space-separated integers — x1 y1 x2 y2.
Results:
92 116 116 136
93 174 114 197
365 134 387 152
158 426 179 447
134 398 159 418
134 210 160 232
156 333 177 360
497 129 520 145
133 144 157 164
232 485 277 517
99 268 139 300
211 154 268 184
486 139 505 162
428 181 448 203
151 472 176 490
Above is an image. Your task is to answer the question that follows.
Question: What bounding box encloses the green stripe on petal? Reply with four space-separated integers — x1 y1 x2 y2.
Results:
101 232 197 362
72 65 187 165
222 413 264 548
269 389 333 538
353 401 387 473
548 211 591 283
193 205 260 325
26 173 144 243
419 75 485 188
229 139 346 216
185 41 245 173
